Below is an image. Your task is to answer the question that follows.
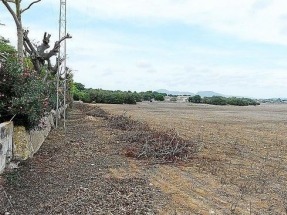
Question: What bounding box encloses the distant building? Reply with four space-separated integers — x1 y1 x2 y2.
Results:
164 96 189 103
177 96 189 103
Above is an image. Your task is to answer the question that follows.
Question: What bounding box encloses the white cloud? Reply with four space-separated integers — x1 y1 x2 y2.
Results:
136 60 152 69
62 0 287 45
1 1 287 98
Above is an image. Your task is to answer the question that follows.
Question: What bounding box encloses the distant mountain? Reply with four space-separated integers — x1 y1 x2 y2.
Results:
156 89 195 96
195 91 225 97
156 89 226 97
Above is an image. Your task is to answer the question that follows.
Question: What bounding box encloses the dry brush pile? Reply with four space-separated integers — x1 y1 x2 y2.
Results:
85 105 198 163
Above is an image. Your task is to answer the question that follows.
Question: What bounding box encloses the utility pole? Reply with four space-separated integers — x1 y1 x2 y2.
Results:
56 0 67 129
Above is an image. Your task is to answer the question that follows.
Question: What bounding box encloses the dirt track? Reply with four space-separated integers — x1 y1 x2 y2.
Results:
0 104 168 214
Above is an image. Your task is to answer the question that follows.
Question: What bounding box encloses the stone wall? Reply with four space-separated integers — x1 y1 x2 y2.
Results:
0 112 55 173
0 122 13 174
13 115 53 160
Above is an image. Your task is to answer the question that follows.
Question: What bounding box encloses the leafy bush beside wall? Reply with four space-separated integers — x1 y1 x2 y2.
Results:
0 40 59 128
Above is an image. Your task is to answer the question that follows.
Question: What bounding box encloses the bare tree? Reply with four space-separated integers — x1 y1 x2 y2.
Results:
1 0 72 81
0 0 42 62
23 30 72 81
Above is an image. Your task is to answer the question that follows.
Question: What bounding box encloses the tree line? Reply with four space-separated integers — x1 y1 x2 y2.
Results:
188 95 260 106
72 82 165 104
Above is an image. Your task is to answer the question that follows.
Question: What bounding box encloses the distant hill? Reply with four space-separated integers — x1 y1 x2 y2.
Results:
195 91 225 97
156 89 226 97
156 89 195 96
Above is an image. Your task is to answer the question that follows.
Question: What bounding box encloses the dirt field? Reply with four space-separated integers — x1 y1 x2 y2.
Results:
1 102 286 214
97 102 287 214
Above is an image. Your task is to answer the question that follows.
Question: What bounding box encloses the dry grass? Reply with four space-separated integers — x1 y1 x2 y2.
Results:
97 102 287 214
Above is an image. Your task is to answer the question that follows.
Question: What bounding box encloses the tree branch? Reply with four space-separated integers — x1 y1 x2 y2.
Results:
23 40 32 55
37 32 51 56
23 30 37 55
23 30 42 72
49 57 64 75
1 0 21 28
0 52 7 61
21 0 41 14
58 33 72 44
43 33 72 60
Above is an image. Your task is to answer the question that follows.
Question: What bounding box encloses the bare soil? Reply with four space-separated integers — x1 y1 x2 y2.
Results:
1 102 287 215
97 102 287 214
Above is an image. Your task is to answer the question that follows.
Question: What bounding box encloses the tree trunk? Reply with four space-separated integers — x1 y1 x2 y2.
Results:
17 25 24 63
15 0 23 63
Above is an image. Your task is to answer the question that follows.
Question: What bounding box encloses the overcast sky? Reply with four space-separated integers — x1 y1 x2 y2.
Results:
1 0 287 98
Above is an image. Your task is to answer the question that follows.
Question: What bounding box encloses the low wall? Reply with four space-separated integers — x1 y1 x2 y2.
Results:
0 121 13 174
0 107 66 173
13 114 53 160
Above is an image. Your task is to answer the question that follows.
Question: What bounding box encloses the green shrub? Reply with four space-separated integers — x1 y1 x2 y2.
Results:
0 40 59 128
188 95 201 103
123 93 136 104
154 94 165 101
202 96 227 105
227 97 248 106
141 91 153 101
0 57 50 128
0 39 16 56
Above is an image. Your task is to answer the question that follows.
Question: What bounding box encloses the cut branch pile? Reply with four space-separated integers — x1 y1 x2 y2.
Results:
73 102 95 113
104 111 197 163
86 107 109 119
122 128 196 162
108 114 149 131
81 105 198 163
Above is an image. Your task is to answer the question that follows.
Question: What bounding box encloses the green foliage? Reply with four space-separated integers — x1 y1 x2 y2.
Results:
71 83 167 105
0 39 61 128
132 92 142 102
73 82 85 91
0 39 16 56
154 94 165 101
188 95 202 103
202 96 227 105
190 95 259 106
140 91 153 101
123 93 137 104
72 87 136 104
227 97 249 106
140 91 166 101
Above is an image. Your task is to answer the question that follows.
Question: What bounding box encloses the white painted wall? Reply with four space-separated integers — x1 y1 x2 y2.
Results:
0 122 13 174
